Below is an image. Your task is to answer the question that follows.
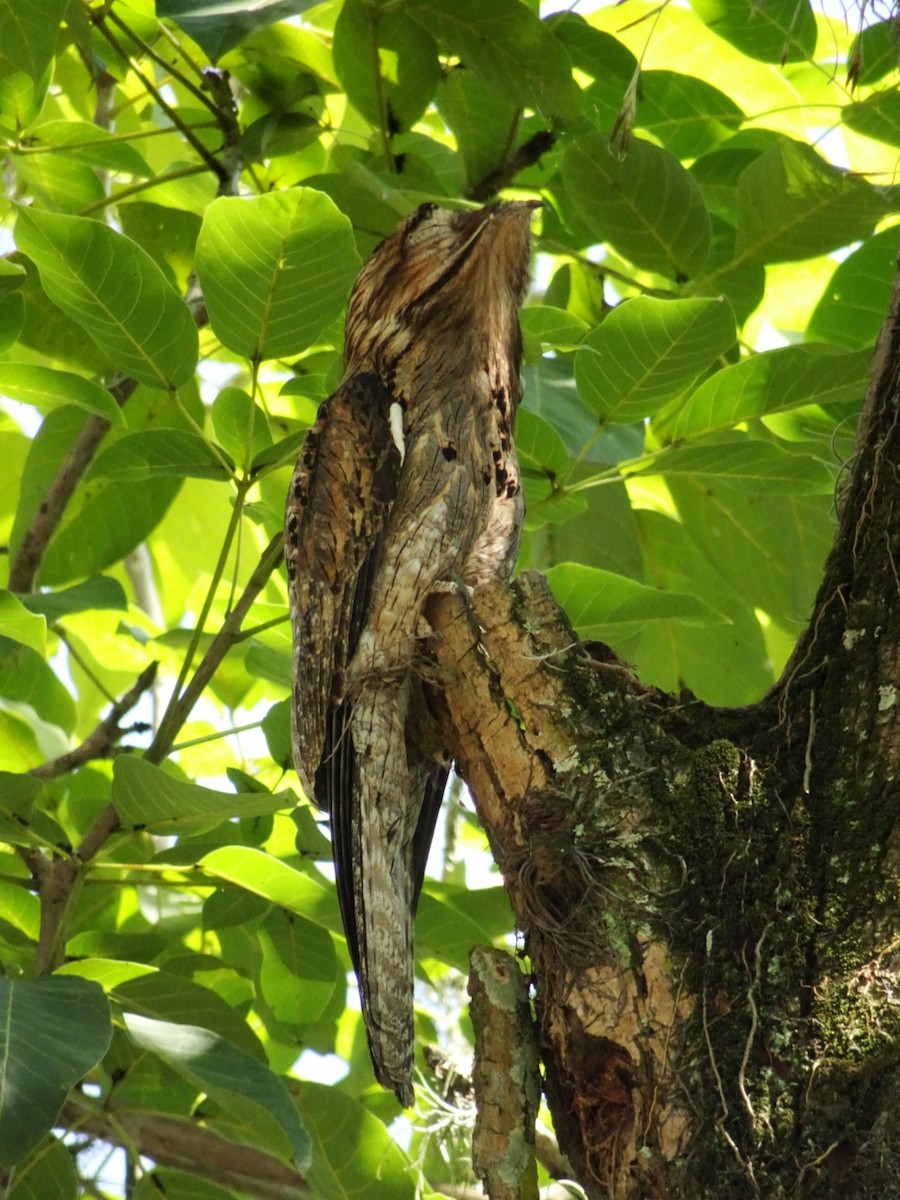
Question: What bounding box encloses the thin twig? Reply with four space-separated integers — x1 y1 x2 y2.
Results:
28 663 158 780
93 16 227 185
467 130 556 202
147 533 284 764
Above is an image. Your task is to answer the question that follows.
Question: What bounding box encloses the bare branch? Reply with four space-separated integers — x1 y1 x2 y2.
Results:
60 1100 309 1200
29 663 158 781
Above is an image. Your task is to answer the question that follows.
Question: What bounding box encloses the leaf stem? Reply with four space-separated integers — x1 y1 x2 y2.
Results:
152 479 251 754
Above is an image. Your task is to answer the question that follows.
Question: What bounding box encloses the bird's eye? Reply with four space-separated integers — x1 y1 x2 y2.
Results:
404 202 451 247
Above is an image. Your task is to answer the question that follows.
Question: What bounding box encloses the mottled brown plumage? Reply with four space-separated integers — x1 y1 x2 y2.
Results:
285 200 538 1105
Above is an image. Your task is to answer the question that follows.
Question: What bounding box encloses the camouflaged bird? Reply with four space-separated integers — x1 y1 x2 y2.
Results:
285 200 538 1105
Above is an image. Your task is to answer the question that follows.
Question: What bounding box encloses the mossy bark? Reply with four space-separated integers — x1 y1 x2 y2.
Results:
426 276 900 1200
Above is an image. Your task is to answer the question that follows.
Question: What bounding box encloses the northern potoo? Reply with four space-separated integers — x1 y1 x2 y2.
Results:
285 200 538 1105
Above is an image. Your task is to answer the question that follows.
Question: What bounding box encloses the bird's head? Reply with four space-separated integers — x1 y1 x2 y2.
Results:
343 200 540 374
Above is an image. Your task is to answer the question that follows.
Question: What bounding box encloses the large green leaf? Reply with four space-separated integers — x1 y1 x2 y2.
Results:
9 404 184 586
0 0 68 82
635 436 835 494
545 562 727 642
91 430 234 483
157 0 322 60
59 959 266 1060
808 226 900 351
14 210 198 390
7 1135 77 1200
663 345 871 441
847 19 900 87
18 576 127 622
123 1014 311 1169
574 296 736 424
688 0 816 64
333 0 439 132
633 510 774 705
584 69 745 160
0 364 125 427
40 476 182 586
0 976 111 1166
111 756 294 831
733 140 886 266
562 133 711 280
406 0 581 120
844 89 900 149
669 477 833 632
195 189 360 362
300 1082 416 1200
258 907 338 1026
437 66 520 195
199 845 338 931
211 387 273 468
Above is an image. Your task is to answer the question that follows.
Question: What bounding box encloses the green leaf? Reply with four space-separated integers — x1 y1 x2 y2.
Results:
258 907 338 1025
545 562 727 641
523 356 645 466
7 1135 77 1200
0 592 46 654
574 296 736 424
211 387 273 467
18 576 127 622
516 408 571 481
416 892 492 974
111 756 294 831
733 140 886 266
668 476 832 632
0 640 76 736
584 69 744 160
808 227 900 351
436 66 520 195
333 0 440 132
844 89 900 149
199 846 337 931
124 1014 311 1170
13 154 105 216
300 1082 416 1200
635 436 835 494
547 12 636 83
688 0 816 64
406 0 581 121
195 189 360 362
261 698 292 770
633 510 774 704
0 880 40 941
0 364 125 427
14 209 198 390
27 120 152 176
634 70 745 159
562 133 711 280
41 476 181 586
91 430 234 483
664 345 872 441
250 431 306 476
0 976 111 1166
521 305 589 352
0 0 68 82
157 0 322 60
848 20 900 87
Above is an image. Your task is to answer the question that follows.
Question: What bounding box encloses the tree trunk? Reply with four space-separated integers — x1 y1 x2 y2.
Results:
426 274 900 1200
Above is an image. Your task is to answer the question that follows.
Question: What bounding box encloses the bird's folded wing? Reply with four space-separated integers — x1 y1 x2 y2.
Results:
285 371 402 808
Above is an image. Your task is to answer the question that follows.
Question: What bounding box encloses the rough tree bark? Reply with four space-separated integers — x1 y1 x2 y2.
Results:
427 272 900 1200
